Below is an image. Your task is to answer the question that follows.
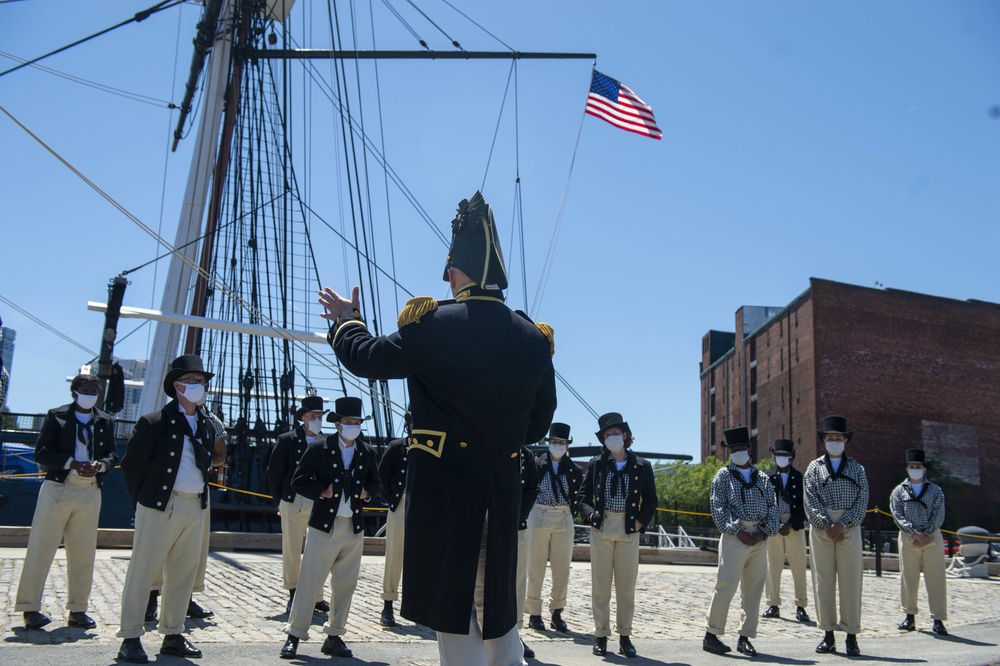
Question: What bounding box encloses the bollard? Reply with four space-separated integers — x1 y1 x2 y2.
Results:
873 507 882 577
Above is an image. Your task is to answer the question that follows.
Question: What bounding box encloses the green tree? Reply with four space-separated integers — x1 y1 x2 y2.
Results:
654 458 725 527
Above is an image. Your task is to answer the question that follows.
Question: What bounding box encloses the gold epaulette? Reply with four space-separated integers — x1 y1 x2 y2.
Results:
398 296 439 328
535 322 554 356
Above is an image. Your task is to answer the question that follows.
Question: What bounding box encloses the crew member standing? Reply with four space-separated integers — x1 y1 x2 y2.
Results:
318 191 557 666
579 412 658 659
517 445 540 660
762 438 810 623
804 415 869 657
525 422 582 635
377 411 410 627
267 394 332 614
891 449 948 636
15 373 118 630
702 427 778 657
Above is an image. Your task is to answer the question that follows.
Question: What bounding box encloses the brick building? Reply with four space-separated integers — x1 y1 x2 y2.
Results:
699 278 1000 529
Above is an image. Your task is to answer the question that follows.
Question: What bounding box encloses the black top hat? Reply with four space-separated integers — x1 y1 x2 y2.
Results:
770 438 795 456
442 191 508 291
295 395 327 420
722 426 752 448
595 412 630 443
817 415 853 442
163 354 214 398
326 396 369 423
904 449 927 465
546 422 573 443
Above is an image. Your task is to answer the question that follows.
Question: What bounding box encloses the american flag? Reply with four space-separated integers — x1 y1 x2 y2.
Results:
585 70 662 140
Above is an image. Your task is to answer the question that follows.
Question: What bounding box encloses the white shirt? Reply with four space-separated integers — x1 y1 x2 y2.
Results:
336 437 357 518
780 471 789 487
739 466 753 483
173 410 205 494
614 460 627 471
66 411 94 475
830 457 843 473
551 459 560 474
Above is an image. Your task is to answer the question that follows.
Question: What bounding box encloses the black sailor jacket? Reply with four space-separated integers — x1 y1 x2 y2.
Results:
35 403 118 487
768 466 807 531
267 425 310 505
378 437 408 512
291 436 379 535
578 450 658 534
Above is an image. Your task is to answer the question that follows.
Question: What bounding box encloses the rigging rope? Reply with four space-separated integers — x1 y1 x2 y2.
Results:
0 292 98 357
437 0 515 51
377 0 429 50
403 0 463 50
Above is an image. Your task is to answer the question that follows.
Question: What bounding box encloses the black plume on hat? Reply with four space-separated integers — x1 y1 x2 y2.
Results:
546 422 573 443
817 415 853 442
904 449 927 465
442 191 508 291
771 438 795 456
295 395 327 420
326 396 369 423
722 426 752 448
163 354 214 398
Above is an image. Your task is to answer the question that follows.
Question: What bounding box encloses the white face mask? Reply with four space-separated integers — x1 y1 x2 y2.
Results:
549 444 567 459
604 434 625 453
305 417 323 436
775 455 792 469
74 392 98 410
339 424 362 441
825 440 845 457
908 468 925 482
178 383 206 405
730 450 750 466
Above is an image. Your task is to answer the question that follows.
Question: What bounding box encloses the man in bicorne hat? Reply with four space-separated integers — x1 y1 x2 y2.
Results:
318 191 557 666
703 426 778 658
890 449 948 636
377 410 411 627
525 422 582 636
267 394 332 614
804 415 869 657
279 396 380 659
762 438 810 623
117 354 222 664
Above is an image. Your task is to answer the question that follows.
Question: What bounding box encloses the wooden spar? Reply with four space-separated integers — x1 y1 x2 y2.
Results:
239 49 597 61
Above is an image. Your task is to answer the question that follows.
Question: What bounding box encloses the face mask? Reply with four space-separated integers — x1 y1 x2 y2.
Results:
549 444 567 459
74 392 98 410
604 434 624 453
775 455 792 469
730 450 750 466
179 383 206 405
825 440 845 457
305 418 323 436
908 468 925 482
339 424 362 441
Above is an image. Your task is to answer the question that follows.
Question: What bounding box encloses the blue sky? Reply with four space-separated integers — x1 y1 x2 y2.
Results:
1 1 998 461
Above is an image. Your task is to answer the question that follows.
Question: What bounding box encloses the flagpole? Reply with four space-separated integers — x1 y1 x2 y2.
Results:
529 67 595 320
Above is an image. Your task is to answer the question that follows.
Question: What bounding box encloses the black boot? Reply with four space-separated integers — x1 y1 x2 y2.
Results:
528 614 546 631
160 634 202 658
592 636 607 656
815 631 836 653
932 620 948 636
187 597 214 619
737 635 757 657
522 640 535 659
619 636 637 658
551 608 569 633
762 605 780 618
68 611 97 629
23 611 51 630
144 591 158 623
796 606 811 623
845 633 860 657
898 614 916 631
117 637 148 664
321 635 353 658
380 600 398 627
703 631 731 654
279 635 299 659
314 598 330 613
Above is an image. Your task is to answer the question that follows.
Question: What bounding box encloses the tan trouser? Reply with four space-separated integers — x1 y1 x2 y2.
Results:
117 492 205 638
437 522 526 666
706 523 768 638
899 529 947 620
516 529 528 624
284 520 363 639
152 492 211 593
525 504 574 616
382 494 405 601
279 495 313 590
765 515 808 608
590 512 639 637
15 476 101 613
809 510 863 634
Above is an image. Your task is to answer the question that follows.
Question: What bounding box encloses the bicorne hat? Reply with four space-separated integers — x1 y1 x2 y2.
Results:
442 191 508 291
326 396 369 423
817 415 853 442
295 395 327 420
722 426 752 448
546 422 573 443
595 412 630 443
163 354 214 399
770 438 795 457
904 449 927 465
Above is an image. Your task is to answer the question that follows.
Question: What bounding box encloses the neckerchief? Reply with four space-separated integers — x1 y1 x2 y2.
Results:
606 455 628 497
729 466 762 503
74 413 94 460
823 455 859 489
903 481 929 509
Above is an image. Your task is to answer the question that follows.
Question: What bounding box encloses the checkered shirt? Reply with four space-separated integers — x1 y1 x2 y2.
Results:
204 409 228 444
602 461 630 513
890 480 945 535
710 463 779 536
537 466 571 507
804 455 870 529
774 472 792 516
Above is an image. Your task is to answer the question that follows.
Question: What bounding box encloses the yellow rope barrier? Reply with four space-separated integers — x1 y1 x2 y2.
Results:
656 507 712 517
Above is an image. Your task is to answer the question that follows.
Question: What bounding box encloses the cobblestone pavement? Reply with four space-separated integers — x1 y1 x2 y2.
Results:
2 548 998 647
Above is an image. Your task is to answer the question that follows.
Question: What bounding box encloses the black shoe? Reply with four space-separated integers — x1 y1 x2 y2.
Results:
380 607 398 627
321 635 353 658
68 611 97 629
280 635 299 659
528 614 546 631
551 609 569 633
845 634 860 657
187 599 214 619
737 635 757 657
117 638 148 664
898 614 916 631
815 631 836 654
23 610 51 630
315 599 330 613
593 636 607 656
160 634 202 658
762 605 780 619
703 632 731 654
796 606 811 623
145 591 158 623
931 620 949 636
619 636 637 658
523 640 535 659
